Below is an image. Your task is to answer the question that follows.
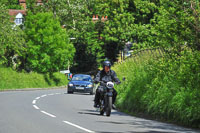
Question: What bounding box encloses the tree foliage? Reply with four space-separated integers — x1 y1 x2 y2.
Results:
26 0 45 14
149 0 200 50
0 0 22 9
0 4 25 68
38 0 200 71
1 0 200 72
90 0 159 61
43 0 105 72
24 12 75 73
71 20 104 72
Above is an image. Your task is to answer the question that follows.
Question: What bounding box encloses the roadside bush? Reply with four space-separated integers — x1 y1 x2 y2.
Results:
113 48 200 128
143 49 200 127
113 51 155 113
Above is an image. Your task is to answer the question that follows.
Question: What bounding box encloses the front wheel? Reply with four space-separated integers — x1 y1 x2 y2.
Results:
100 109 104 115
106 97 112 116
90 91 94 95
99 99 104 115
67 91 73 94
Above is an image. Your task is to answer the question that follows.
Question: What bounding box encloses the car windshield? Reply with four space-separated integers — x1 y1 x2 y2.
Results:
72 75 92 81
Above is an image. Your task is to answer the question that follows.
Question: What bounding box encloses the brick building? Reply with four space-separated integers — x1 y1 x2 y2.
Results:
9 0 44 25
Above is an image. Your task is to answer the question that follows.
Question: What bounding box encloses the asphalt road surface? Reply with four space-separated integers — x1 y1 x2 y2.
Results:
0 88 199 133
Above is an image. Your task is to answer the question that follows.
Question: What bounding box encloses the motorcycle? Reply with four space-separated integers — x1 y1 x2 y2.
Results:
98 81 114 117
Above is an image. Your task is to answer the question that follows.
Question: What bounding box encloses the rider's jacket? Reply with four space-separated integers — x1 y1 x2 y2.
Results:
94 69 121 86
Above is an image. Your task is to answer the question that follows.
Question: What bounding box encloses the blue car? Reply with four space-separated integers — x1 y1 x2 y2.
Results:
67 74 94 95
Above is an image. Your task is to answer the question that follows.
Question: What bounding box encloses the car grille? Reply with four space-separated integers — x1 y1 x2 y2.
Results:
75 85 87 87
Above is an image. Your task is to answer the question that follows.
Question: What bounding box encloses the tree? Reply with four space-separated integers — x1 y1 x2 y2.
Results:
0 0 22 9
89 0 159 61
24 12 75 73
71 20 104 72
0 4 25 68
26 0 44 14
43 0 105 72
148 0 200 50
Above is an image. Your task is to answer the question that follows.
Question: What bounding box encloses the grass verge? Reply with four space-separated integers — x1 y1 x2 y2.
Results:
0 66 68 90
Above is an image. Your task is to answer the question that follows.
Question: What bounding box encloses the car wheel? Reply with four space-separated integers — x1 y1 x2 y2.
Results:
68 91 73 94
90 91 93 95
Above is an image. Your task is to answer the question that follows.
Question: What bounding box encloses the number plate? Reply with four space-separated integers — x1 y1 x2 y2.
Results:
76 87 84 90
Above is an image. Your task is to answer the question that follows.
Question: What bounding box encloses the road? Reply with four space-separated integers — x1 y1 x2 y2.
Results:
0 88 199 133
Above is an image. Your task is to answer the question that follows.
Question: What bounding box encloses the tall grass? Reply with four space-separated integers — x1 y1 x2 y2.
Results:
113 48 200 128
0 66 68 90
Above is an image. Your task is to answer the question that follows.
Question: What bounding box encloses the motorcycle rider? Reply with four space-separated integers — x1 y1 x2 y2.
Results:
93 60 121 109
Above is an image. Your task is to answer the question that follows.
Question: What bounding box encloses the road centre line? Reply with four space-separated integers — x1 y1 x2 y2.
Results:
41 110 56 118
32 100 36 104
33 93 94 132
63 121 95 133
41 94 47 97
33 105 39 110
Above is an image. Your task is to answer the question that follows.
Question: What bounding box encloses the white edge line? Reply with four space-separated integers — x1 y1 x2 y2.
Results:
41 111 56 118
63 121 95 133
36 97 40 100
32 100 36 104
48 94 54 96
33 105 39 110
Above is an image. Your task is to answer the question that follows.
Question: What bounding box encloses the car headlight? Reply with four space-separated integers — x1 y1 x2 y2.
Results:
87 84 93 87
68 83 73 87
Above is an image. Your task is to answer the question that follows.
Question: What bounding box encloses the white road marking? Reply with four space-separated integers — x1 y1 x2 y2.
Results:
41 111 56 118
32 100 36 104
33 93 94 132
36 97 40 100
33 105 39 110
41 94 47 97
63 121 95 133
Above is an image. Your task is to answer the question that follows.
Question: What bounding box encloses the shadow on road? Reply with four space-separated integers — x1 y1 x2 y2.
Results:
78 109 104 116
96 119 198 133
79 108 142 118
64 92 93 95
78 109 132 117
96 131 172 133
80 110 199 133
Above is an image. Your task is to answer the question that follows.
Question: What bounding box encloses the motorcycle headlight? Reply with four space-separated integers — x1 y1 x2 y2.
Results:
106 82 114 89
87 84 93 88
68 83 73 87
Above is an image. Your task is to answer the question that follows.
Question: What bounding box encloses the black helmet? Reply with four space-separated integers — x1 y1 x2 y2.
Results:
103 60 111 68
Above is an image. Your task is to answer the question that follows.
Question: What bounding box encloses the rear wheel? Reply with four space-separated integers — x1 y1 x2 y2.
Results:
106 97 112 116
